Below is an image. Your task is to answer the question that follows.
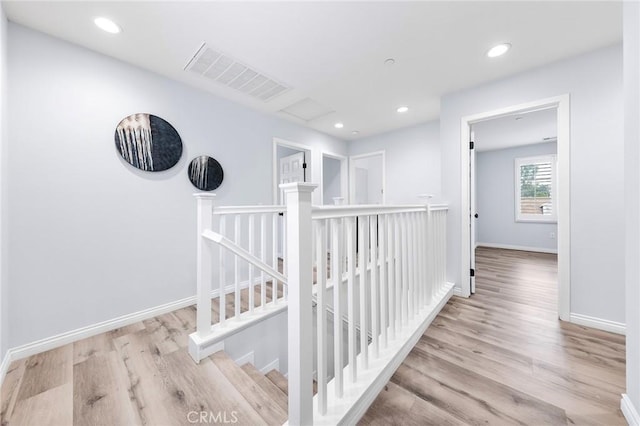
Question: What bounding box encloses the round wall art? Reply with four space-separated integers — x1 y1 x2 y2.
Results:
114 113 183 172
188 156 224 191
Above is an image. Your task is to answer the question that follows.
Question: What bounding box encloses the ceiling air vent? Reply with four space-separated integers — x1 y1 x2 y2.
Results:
185 42 289 102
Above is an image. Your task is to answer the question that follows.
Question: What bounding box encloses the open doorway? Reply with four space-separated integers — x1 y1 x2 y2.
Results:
470 108 559 314
321 152 348 205
460 95 570 321
349 151 385 204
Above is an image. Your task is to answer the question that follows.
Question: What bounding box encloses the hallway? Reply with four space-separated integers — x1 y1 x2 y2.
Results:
360 247 626 425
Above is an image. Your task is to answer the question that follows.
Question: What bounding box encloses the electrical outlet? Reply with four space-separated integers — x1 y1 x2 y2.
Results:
550 232 556 239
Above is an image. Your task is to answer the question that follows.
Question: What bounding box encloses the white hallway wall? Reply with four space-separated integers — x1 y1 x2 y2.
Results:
476 142 558 252
5 24 346 349
441 44 625 324
348 121 441 204
623 0 640 421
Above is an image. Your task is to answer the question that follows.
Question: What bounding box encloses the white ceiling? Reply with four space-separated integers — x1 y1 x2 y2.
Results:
473 107 557 152
2 1 622 141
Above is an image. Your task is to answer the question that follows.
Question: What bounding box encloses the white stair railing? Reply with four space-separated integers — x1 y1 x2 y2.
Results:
281 183 453 426
189 194 289 362
190 188 452 425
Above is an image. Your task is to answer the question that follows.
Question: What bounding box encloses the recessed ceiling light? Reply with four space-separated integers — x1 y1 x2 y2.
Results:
352 130 359 135
384 58 396 66
94 17 121 34
334 122 344 129
487 43 511 58
397 106 409 113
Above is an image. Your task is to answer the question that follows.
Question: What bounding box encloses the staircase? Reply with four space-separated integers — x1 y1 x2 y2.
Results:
210 351 289 425
208 351 321 425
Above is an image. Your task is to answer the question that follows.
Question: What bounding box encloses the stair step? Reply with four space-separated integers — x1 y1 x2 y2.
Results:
265 369 318 396
266 369 288 395
210 352 287 425
241 363 288 412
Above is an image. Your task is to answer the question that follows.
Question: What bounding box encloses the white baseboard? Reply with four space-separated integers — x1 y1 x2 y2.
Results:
622 394 640 426
0 350 11 386
260 358 280 374
234 351 255 366
476 242 557 254
453 285 464 297
570 313 626 335
1 276 264 384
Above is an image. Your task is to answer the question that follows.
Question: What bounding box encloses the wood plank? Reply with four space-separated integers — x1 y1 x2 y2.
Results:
15 344 73 403
73 351 139 426
363 247 625 424
210 352 287 425
10 383 72 426
240 363 288 412
1 359 26 423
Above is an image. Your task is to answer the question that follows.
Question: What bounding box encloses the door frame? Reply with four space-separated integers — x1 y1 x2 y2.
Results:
460 94 570 321
320 151 349 205
349 150 386 204
272 138 313 204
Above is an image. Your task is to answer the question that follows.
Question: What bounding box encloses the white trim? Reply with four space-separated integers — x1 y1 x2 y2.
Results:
0 350 11 385
320 151 349 205
461 94 571 321
348 150 386 205
1 277 261 368
234 351 255 367
452 284 464 297
273 137 314 204
260 357 280 374
622 394 640 426
570 313 625 335
476 242 557 254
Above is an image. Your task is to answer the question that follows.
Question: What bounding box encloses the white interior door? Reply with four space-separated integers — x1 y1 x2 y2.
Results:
470 130 477 294
351 153 384 204
279 151 305 202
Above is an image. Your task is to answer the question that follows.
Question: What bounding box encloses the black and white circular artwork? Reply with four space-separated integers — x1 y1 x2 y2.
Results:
114 113 183 172
188 156 224 191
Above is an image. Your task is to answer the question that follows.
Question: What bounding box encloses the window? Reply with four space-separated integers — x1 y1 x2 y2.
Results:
515 155 557 222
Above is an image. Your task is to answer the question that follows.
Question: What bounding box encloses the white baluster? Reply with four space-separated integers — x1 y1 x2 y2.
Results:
379 214 388 348
358 215 369 369
331 217 344 397
248 214 255 314
401 213 409 325
346 216 357 382
272 213 278 303
394 214 402 335
219 215 226 325
370 215 379 358
315 220 328 415
260 213 267 308
282 211 287 302
234 214 241 319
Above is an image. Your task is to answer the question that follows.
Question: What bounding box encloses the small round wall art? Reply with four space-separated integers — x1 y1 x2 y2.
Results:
114 113 183 172
188 155 224 191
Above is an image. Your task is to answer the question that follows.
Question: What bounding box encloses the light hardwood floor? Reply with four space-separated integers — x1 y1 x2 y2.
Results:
1 248 627 425
360 247 626 426
1 286 287 426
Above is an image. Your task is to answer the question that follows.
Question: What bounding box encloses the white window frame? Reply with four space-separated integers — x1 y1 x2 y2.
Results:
515 154 557 223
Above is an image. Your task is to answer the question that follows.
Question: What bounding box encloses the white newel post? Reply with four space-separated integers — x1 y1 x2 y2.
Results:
195 193 216 341
281 182 317 426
